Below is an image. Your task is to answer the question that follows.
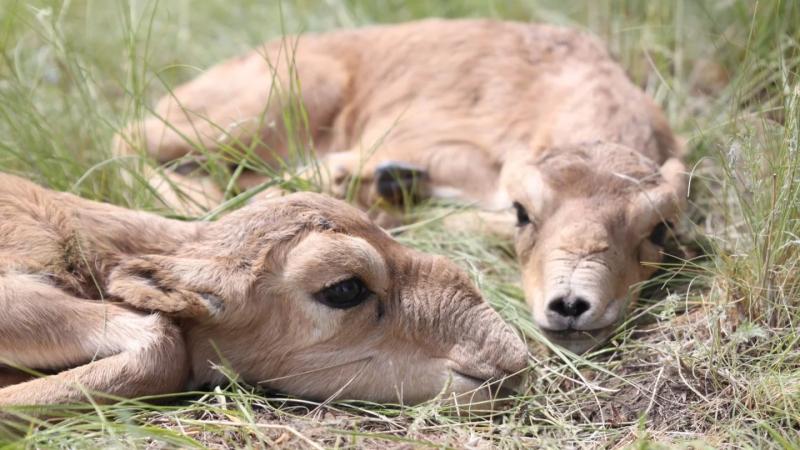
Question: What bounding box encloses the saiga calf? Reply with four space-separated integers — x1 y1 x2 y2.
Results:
0 173 527 406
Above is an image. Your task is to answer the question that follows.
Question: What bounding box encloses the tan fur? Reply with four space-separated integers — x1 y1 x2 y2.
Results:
0 173 527 406
116 19 687 352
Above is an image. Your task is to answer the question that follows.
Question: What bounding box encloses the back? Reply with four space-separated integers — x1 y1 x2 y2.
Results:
332 19 677 162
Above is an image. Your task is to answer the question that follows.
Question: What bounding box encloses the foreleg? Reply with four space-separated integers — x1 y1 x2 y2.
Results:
0 273 188 405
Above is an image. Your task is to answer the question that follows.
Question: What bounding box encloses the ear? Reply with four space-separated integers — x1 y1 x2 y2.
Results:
107 255 251 319
658 157 688 201
499 154 556 218
629 157 688 230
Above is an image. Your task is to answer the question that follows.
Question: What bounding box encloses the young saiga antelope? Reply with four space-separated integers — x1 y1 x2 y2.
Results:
0 173 527 406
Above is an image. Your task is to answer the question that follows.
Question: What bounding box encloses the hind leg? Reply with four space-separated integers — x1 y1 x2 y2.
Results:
114 37 351 214
0 272 187 405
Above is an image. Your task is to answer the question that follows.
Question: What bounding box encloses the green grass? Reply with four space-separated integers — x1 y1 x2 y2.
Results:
1 0 799 448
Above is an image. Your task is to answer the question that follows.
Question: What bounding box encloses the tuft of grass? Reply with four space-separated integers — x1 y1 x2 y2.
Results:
1 0 799 448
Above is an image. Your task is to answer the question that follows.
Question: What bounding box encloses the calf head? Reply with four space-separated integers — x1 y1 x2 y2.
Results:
108 192 527 405
500 143 686 353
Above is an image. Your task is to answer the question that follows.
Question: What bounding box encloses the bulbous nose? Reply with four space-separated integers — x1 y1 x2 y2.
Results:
548 295 591 318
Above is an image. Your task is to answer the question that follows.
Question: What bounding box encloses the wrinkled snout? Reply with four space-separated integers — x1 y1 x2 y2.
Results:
399 255 529 395
522 218 636 354
539 260 622 332
446 303 529 382
528 256 626 353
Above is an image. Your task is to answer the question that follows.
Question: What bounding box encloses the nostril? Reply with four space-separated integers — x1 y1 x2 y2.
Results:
548 297 567 316
572 297 590 316
548 296 591 318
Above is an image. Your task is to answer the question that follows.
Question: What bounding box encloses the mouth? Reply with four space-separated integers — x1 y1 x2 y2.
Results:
541 326 612 339
539 324 617 352
451 370 519 397
453 370 490 385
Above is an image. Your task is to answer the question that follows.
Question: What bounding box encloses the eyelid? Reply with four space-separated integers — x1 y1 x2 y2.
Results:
321 275 361 290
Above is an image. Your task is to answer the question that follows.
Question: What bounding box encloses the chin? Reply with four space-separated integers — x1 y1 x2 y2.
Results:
437 372 521 412
540 325 616 354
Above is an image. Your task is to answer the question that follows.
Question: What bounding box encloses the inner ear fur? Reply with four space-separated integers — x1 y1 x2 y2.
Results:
500 160 556 219
107 255 247 319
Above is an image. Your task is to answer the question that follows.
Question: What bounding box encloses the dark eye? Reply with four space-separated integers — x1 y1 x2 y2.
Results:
513 201 531 226
648 221 672 247
313 277 372 309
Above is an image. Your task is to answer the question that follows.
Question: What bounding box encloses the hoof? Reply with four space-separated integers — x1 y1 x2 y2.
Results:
374 162 429 206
